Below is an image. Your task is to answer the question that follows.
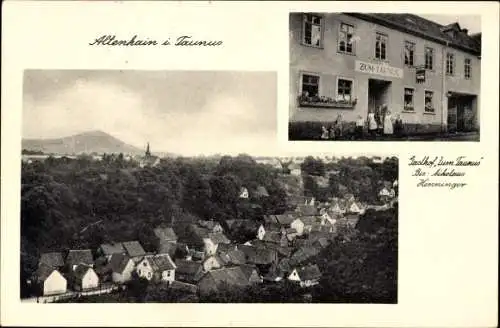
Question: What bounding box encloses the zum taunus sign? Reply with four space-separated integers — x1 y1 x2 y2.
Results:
416 68 426 83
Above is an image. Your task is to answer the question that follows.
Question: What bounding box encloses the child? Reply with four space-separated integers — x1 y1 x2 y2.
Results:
355 115 365 140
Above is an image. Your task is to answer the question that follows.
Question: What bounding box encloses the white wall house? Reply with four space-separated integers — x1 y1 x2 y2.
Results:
136 254 176 283
110 256 135 284
38 266 67 296
73 265 99 291
256 224 266 240
291 218 305 236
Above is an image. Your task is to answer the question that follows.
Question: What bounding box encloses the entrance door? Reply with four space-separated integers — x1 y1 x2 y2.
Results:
447 97 457 132
457 102 465 131
368 79 391 117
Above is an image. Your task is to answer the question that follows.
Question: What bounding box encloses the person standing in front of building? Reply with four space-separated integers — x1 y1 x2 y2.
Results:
374 105 382 135
334 114 343 139
384 109 394 137
355 115 365 140
368 109 378 139
394 113 404 138
321 125 329 140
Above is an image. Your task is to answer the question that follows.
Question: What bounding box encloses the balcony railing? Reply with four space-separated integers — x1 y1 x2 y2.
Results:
298 95 357 109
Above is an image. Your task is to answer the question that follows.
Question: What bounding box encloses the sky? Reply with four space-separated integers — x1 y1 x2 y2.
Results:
23 70 278 156
419 15 481 34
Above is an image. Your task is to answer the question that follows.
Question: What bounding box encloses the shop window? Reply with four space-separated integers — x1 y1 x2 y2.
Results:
404 88 414 111
302 14 323 47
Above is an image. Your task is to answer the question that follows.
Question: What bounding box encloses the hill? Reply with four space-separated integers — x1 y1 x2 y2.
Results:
22 130 144 155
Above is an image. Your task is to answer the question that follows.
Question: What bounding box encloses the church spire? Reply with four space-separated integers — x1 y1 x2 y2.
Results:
145 142 151 157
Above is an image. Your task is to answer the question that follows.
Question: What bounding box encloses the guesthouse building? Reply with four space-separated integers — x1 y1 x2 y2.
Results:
289 13 481 134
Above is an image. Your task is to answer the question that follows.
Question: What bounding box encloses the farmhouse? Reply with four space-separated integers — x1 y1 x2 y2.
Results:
37 263 67 296
288 264 322 287
72 264 99 291
136 253 176 283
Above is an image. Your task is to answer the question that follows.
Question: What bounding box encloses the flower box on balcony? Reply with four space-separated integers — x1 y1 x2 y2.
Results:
298 95 357 109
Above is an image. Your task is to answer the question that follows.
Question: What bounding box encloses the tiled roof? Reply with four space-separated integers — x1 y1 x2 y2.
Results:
122 241 146 258
275 214 295 226
37 263 58 281
255 186 270 197
99 243 125 256
66 249 94 267
204 267 250 289
39 252 64 268
108 253 132 274
208 232 230 245
150 253 177 271
73 264 94 280
296 264 322 281
297 205 318 216
175 259 203 277
290 246 321 266
346 13 481 55
262 231 283 244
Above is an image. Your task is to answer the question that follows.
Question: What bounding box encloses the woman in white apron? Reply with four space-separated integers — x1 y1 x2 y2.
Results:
384 109 394 136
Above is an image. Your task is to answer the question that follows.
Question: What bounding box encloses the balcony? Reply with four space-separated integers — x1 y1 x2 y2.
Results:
298 95 357 109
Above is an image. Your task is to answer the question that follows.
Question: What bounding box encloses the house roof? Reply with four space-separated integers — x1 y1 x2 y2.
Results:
73 264 94 280
239 264 259 280
262 231 283 244
198 220 222 231
203 267 250 289
297 205 318 216
37 263 59 281
300 216 320 225
286 228 297 234
290 246 321 266
254 186 270 197
99 243 125 256
154 227 178 241
274 214 295 226
66 249 94 267
296 264 322 281
147 253 176 272
207 232 230 245
39 252 64 268
108 253 132 274
263 215 278 225
122 241 146 258
345 13 481 55
175 259 203 277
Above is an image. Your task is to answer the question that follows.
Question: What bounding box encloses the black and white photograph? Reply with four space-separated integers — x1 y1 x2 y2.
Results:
20 69 398 304
289 13 481 141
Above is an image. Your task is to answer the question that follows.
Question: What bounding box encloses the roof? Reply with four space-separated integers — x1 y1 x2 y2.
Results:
295 264 322 281
146 253 176 272
286 228 297 234
300 216 320 225
66 249 94 267
290 246 321 266
198 220 222 231
248 247 277 265
37 263 59 281
39 252 64 268
122 241 146 258
239 264 259 280
154 227 178 241
108 253 132 274
345 13 481 55
99 243 125 256
175 259 203 276
202 267 250 289
274 214 295 226
207 232 230 245
254 185 270 197
262 231 283 244
73 264 94 280
297 205 318 216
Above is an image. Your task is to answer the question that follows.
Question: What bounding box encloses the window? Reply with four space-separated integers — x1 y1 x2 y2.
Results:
464 58 471 79
375 33 387 60
425 47 434 70
404 41 415 66
404 88 414 111
446 53 454 75
337 78 353 102
301 74 319 97
424 91 434 112
338 23 355 54
302 14 322 47
166 271 171 277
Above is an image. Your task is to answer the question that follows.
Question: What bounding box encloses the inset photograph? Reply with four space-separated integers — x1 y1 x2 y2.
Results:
289 13 481 141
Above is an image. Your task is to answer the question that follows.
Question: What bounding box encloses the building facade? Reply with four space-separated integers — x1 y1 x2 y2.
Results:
289 13 481 133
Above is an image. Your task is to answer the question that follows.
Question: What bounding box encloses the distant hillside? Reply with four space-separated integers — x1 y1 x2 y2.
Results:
22 130 144 155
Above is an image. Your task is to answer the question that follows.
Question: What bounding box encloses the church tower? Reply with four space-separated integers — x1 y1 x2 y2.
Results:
145 142 151 158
